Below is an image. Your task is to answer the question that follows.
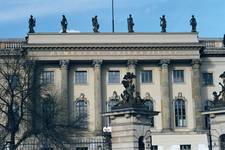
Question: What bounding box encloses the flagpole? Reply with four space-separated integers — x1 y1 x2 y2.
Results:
112 0 115 32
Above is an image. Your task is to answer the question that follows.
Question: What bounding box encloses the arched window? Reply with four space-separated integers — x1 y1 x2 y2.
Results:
138 136 145 150
74 93 88 129
174 99 186 127
220 134 225 150
144 93 154 127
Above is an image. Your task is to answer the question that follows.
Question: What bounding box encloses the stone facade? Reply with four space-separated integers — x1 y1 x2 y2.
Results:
1 33 225 150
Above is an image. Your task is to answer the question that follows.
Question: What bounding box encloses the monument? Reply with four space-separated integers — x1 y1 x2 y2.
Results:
28 15 36 33
104 72 159 150
61 15 68 33
190 15 197 32
127 14 134 33
160 15 167 32
202 72 225 150
92 15 100 33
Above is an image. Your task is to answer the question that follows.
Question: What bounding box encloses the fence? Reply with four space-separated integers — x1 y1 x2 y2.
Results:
17 136 111 150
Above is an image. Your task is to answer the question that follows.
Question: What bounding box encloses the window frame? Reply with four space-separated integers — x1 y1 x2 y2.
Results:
75 70 88 84
174 99 187 127
41 71 54 85
140 70 153 84
202 72 214 86
173 70 184 83
108 70 120 84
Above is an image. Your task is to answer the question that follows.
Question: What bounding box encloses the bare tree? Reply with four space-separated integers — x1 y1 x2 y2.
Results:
0 49 82 150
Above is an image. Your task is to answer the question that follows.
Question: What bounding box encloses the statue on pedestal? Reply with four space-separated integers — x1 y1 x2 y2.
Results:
160 15 167 32
127 14 134 33
190 15 197 32
61 15 68 33
28 15 36 33
92 15 99 33
212 72 225 107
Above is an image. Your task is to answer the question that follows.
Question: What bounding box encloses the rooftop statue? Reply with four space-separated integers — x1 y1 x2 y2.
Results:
61 15 68 33
160 15 167 32
28 15 36 33
92 15 100 33
212 72 225 107
223 34 225 47
190 15 197 32
127 14 134 33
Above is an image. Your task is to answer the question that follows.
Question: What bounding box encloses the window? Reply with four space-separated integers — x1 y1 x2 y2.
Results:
152 145 158 150
220 134 225 150
74 97 88 128
144 100 154 127
180 145 191 150
202 73 213 85
141 70 152 83
76 147 88 150
41 71 54 84
108 71 120 83
9 74 20 88
173 70 184 83
75 71 87 84
174 99 186 127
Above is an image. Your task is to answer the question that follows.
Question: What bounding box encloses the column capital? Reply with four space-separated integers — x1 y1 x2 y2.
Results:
127 59 138 68
159 59 170 68
92 59 102 68
191 59 201 69
60 60 70 68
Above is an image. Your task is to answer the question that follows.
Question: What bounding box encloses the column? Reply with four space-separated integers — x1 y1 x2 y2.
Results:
93 59 103 132
60 60 70 123
191 59 203 130
127 59 138 87
160 59 171 130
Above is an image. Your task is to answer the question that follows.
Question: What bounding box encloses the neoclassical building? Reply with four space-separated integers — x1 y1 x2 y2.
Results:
1 32 225 150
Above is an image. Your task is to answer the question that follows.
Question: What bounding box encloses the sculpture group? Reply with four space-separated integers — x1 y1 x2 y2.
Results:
212 72 225 107
28 14 197 33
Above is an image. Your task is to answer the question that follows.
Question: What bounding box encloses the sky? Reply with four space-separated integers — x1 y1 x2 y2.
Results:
0 0 225 38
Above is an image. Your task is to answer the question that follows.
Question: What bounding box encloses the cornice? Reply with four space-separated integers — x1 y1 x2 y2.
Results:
201 48 225 57
23 43 204 51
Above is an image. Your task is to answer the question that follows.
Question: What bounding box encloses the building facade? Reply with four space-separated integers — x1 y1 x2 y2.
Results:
1 32 225 150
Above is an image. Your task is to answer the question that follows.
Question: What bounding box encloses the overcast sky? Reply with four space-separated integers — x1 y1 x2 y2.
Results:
0 0 224 38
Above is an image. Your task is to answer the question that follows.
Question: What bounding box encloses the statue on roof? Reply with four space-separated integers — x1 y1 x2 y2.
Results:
160 15 167 32
127 14 134 33
190 15 197 32
92 15 99 33
61 15 68 33
28 15 36 33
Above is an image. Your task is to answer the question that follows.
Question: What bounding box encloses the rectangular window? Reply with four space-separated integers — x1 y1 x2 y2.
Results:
180 145 191 150
141 70 152 83
41 71 54 84
202 73 213 85
75 71 87 84
152 145 158 150
9 74 20 88
173 70 184 83
108 71 120 83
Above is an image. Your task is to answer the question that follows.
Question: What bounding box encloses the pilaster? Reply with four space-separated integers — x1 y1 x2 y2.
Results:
127 59 138 88
160 59 171 130
60 60 70 123
92 59 103 133
191 59 203 130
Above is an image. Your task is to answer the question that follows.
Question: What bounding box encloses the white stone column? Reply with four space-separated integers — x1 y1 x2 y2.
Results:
60 60 70 123
191 59 203 130
160 59 171 130
93 59 103 132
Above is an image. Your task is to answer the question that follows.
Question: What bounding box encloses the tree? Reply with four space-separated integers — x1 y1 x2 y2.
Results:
0 49 81 150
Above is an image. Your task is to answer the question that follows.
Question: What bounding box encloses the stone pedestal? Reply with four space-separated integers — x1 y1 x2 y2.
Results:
104 108 159 150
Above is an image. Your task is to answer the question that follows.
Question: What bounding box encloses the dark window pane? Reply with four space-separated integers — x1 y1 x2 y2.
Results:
41 71 54 84
75 71 87 84
108 71 120 83
141 70 152 83
74 100 88 128
174 99 186 127
173 70 184 83
180 145 191 150
202 73 213 85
